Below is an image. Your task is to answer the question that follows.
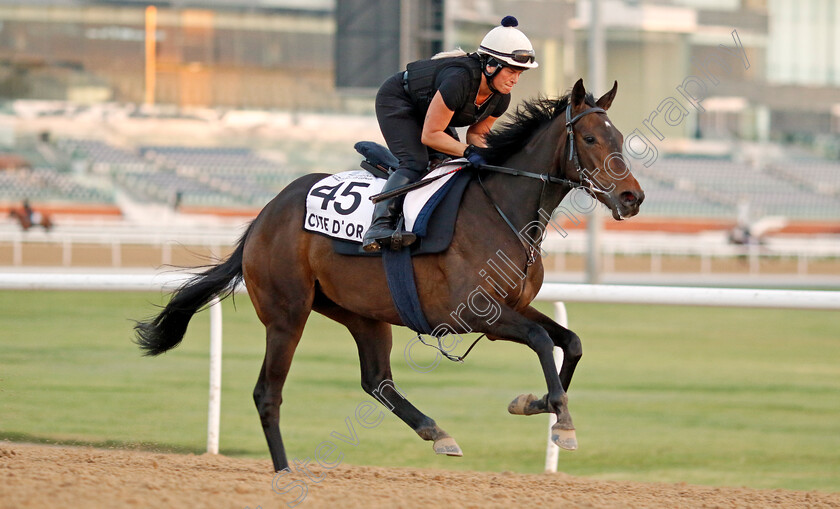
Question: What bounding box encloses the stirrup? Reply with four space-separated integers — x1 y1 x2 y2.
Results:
389 217 416 251
362 220 393 252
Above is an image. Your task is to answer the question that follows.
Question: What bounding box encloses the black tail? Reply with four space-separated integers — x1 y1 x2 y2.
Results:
134 222 253 356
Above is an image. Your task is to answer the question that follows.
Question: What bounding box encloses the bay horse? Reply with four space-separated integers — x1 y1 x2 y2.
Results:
135 79 644 472
8 207 53 231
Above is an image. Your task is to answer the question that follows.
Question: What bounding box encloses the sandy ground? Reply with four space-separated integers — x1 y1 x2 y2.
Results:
1 443 838 509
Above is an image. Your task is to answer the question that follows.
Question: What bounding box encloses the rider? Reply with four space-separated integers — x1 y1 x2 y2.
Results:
22 199 34 224
362 15 539 252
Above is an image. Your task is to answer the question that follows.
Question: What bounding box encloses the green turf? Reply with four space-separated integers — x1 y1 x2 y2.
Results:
1 289 838 492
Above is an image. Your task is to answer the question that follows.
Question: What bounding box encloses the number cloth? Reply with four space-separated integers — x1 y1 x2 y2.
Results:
304 164 464 243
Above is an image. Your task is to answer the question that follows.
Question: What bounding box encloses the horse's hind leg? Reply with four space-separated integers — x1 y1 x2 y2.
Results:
315 303 463 457
354 319 464 456
253 311 311 472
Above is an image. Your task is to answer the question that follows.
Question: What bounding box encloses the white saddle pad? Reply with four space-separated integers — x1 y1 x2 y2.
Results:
304 160 466 243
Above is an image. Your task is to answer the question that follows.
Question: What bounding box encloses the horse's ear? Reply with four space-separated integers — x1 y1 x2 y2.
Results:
596 81 618 111
571 79 586 108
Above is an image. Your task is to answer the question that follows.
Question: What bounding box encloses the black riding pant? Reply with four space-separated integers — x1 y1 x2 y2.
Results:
375 73 458 183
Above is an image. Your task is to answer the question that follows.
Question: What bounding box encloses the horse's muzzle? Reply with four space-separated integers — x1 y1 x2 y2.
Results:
611 189 644 220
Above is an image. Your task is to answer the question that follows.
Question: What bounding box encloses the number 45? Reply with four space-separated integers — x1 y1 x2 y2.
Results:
310 181 370 215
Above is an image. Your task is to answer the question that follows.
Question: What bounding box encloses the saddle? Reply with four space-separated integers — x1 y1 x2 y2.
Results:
328 142 472 257
355 141 397 179
354 141 451 180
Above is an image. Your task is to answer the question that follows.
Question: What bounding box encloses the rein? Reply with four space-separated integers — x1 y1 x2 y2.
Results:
476 103 609 268
480 103 609 194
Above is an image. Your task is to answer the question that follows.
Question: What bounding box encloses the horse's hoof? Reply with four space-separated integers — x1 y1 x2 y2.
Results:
433 437 463 457
550 423 578 451
508 393 541 415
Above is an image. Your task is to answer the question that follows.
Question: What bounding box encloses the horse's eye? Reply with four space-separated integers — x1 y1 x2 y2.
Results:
583 135 596 144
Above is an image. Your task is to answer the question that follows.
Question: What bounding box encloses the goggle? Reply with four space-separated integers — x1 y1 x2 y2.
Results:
509 49 536 64
480 46 536 65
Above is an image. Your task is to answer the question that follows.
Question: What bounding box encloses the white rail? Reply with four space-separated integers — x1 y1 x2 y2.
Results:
0 227 237 268
1 272 838 464
3 226 839 274
539 283 840 310
0 272 191 291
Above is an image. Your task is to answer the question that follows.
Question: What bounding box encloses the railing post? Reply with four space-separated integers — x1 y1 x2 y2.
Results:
13 239 22 266
111 241 121 267
62 238 72 266
749 244 759 275
207 297 223 454
651 251 661 273
162 242 172 266
701 253 711 274
545 301 567 473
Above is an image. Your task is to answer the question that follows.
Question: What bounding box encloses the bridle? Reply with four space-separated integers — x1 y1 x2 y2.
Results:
479 103 609 195
563 102 610 195
477 102 612 268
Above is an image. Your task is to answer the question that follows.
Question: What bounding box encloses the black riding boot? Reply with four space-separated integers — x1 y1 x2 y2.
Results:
362 170 418 252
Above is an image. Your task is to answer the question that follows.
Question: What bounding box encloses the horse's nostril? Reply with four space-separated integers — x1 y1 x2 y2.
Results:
620 191 637 206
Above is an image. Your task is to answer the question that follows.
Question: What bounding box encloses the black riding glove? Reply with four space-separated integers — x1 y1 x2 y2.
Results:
463 145 488 168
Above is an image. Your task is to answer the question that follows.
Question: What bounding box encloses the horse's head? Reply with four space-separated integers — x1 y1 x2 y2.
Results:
561 79 644 220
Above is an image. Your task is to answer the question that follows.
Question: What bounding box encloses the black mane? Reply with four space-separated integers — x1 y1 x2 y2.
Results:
483 92 596 164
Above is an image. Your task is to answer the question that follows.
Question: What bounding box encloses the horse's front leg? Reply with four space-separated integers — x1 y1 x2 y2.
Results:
481 307 577 450
507 305 583 418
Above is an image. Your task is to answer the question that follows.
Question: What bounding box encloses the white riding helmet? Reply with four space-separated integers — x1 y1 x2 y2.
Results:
477 16 539 70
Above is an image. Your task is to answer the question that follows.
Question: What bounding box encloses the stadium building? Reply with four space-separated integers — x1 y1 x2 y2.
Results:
0 0 837 250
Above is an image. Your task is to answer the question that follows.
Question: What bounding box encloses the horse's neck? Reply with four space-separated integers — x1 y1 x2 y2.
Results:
483 118 571 230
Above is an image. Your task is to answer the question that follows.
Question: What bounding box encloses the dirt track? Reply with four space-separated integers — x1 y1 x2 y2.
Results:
1 443 838 509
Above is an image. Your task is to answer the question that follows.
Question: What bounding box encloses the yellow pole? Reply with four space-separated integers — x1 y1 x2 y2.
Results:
145 5 157 105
